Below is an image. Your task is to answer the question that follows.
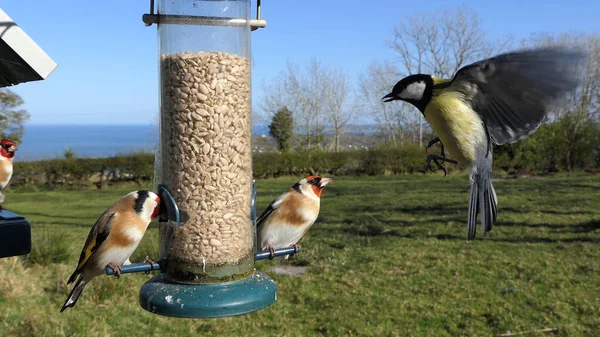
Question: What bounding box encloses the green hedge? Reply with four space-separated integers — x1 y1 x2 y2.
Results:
11 118 600 189
11 146 431 188
493 116 600 175
12 153 154 188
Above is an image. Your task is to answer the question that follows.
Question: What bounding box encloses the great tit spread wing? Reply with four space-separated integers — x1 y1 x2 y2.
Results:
450 47 586 145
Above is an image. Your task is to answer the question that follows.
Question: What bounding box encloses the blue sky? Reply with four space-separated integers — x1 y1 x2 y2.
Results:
2 0 599 125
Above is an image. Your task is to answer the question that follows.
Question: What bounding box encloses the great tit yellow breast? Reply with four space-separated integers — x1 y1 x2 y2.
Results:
424 90 486 166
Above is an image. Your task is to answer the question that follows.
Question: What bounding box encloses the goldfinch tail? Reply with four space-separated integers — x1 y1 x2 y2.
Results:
468 174 498 240
60 277 87 313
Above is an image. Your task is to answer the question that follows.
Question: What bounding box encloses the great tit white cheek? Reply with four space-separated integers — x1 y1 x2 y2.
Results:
400 81 426 100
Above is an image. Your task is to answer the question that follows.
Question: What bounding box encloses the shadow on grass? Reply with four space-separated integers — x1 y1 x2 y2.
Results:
346 203 466 216
488 236 600 244
328 215 600 244
404 232 600 244
496 219 600 233
500 207 600 216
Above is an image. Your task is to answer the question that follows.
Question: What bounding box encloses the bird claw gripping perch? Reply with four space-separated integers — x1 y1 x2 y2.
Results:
143 256 156 274
264 245 299 261
425 154 458 177
268 246 275 260
106 263 122 279
291 244 300 256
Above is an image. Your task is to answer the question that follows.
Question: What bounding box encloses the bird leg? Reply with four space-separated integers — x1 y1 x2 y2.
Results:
267 246 275 260
106 263 121 279
425 137 447 158
143 255 156 274
291 243 300 256
425 154 458 177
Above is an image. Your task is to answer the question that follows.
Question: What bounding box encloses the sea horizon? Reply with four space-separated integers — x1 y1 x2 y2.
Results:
15 123 379 162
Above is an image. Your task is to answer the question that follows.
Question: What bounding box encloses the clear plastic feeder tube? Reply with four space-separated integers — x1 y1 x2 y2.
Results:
155 0 253 283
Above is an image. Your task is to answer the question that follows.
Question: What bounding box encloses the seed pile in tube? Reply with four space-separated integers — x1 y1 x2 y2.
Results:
159 51 253 265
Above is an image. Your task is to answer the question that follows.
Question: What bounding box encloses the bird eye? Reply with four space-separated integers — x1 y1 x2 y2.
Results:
307 179 315 184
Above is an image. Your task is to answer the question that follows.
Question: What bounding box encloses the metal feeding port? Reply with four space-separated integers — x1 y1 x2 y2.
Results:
114 0 299 319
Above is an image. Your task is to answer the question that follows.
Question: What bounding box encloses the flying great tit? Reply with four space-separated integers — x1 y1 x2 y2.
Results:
382 46 586 240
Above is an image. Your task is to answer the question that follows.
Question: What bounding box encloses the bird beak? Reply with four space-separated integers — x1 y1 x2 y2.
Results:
150 195 161 219
382 92 396 102
151 205 160 219
319 178 333 188
8 145 16 152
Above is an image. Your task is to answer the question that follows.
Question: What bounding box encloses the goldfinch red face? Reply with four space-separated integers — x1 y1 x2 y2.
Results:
298 175 333 198
0 140 17 159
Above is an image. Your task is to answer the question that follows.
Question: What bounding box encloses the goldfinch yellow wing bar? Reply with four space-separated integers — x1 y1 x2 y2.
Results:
142 0 267 31
0 8 57 87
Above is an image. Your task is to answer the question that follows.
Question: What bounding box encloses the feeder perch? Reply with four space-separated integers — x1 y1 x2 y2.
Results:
137 0 278 318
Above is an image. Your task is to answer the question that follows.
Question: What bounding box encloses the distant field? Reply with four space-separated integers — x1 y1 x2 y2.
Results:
0 174 599 337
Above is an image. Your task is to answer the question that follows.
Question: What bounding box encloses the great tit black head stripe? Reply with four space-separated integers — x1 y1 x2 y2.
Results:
382 74 433 112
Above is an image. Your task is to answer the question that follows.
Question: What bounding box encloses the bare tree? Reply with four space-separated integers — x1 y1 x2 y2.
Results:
323 67 353 152
259 73 289 124
261 58 340 151
356 61 415 147
388 5 511 146
304 59 328 150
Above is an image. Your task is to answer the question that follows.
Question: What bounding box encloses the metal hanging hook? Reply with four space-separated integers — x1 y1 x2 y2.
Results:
142 0 267 31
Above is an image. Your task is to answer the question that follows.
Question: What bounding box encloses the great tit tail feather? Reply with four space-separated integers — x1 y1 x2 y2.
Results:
487 179 498 230
479 177 497 237
467 183 479 241
468 174 498 240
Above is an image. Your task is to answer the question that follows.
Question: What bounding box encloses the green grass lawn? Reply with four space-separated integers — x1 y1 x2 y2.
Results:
1 174 599 337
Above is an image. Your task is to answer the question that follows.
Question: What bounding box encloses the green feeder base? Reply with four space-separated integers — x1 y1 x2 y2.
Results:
139 270 277 318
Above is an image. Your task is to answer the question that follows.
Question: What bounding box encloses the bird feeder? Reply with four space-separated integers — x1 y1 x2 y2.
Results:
0 210 31 258
0 8 57 258
121 0 295 318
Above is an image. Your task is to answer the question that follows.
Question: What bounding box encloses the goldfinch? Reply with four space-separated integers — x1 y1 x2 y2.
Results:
383 46 586 240
0 139 17 208
257 175 332 259
60 190 160 312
